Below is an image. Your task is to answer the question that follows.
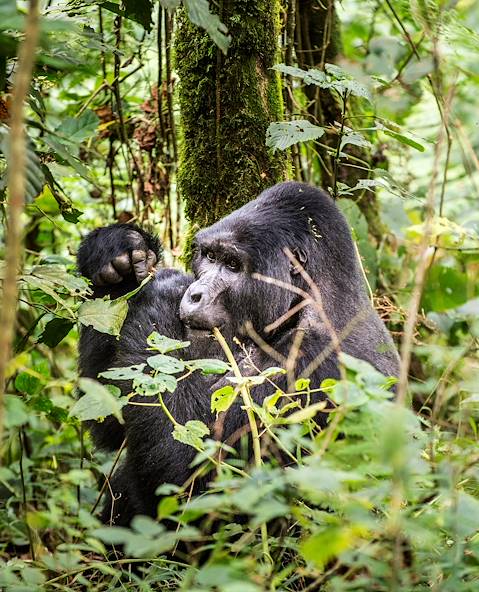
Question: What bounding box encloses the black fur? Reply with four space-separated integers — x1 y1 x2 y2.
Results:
77 182 400 525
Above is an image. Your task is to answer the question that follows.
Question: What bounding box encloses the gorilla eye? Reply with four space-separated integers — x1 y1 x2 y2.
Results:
206 250 215 262
226 258 240 272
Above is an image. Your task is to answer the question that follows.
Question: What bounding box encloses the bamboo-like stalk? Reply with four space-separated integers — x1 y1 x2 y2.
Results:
0 0 40 451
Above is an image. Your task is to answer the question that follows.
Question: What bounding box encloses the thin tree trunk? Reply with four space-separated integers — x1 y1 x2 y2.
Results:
296 0 387 242
175 0 286 229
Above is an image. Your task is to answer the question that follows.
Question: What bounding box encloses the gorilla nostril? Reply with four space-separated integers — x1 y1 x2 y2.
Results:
190 291 202 304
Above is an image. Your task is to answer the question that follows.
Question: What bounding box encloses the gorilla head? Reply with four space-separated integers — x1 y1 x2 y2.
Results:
179 181 368 338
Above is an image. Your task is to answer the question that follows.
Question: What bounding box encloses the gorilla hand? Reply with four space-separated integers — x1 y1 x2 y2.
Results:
94 230 157 286
77 224 161 288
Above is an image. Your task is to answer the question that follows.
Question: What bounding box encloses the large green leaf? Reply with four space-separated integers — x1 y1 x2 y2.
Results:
78 298 128 336
147 353 185 374
0 126 45 202
54 110 99 145
70 378 125 423
266 120 325 152
123 0 153 31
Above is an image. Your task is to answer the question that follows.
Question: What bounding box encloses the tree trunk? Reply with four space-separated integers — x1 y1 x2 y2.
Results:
295 0 387 242
175 0 286 229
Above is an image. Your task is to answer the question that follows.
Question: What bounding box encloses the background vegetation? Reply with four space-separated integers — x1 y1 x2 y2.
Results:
0 0 478 590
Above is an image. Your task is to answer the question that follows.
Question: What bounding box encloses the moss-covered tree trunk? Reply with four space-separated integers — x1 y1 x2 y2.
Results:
176 0 286 229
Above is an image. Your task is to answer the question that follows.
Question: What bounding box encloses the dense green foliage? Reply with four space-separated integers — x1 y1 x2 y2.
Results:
0 0 478 590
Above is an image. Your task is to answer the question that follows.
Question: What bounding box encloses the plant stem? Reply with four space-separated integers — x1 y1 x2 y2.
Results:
0 0 40 450
212 328 271 563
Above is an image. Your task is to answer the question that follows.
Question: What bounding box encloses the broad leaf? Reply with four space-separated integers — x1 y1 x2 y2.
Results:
211 385 237 413
147 332 190 353
54 110 99 144
173 420 210 449
38 317 74 348
187 358 230 375
133 373 178 395
147 353 185 374
266 120 325 151
99 364 146 381
70 378 125 423
78 298 128 336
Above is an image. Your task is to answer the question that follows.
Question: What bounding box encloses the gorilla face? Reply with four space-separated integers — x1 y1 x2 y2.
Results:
179 227 298 338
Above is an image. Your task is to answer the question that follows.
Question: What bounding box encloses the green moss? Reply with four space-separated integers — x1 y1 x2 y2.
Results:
175 0 286 229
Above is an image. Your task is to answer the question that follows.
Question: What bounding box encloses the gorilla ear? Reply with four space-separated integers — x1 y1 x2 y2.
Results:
290 247 307 275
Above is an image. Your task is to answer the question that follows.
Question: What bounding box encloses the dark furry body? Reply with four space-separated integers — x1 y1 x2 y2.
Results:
78 182 400 525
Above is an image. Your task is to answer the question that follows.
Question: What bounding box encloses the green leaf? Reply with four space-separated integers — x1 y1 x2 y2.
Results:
28 264 90 295
187 358 230 375
147 332 190 353
21 275 75 316
301 527 356 571
184 0 231 54
173 420 210 449
339 130 372 152
266 120 325 151
123 0 153 31
43 134 95 182
295 378 310 391
283 401 327 424
38 317 74 348
78 298 128 336
99 364 146 380
422 265 469 312
71 378 125 423
158 496 179 519
211 385 237 413
0 127 45 202
5 395 29 428
54 110 99 144
147 353 185 374
133 372 178 395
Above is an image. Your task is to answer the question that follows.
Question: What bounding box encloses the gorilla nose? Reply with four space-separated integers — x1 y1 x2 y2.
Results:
179 284 208 326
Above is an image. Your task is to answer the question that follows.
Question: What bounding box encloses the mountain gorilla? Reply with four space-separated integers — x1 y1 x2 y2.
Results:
78 181 399 525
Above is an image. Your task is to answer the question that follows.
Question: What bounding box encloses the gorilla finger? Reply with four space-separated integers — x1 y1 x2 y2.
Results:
146 250 157 271
132 249 148 282
92 271 106 286
99 262 123 285
112 253 132 275
126 230 147 250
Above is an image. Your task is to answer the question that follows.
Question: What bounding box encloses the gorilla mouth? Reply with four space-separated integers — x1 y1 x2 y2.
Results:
184 321 222 336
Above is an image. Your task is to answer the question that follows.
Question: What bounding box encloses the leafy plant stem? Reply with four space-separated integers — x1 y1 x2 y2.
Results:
332 91 348 199
212 327 271 563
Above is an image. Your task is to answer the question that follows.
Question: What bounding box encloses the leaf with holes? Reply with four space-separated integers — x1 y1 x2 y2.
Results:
147 354 185 374
78 298 128 336
187 358 230 375
266 121 325 152
173 420 210 449
211 385 238 414
147 332 191 353
99 364 146 381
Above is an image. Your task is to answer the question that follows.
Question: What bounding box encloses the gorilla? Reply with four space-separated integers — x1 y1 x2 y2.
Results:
77 181 399 525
